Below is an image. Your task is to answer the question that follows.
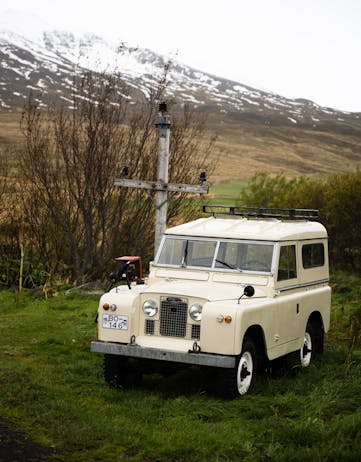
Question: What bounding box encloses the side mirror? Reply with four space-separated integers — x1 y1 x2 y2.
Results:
243 285 255 298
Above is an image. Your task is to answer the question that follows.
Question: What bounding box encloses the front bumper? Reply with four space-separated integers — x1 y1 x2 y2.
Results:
91 341 236 369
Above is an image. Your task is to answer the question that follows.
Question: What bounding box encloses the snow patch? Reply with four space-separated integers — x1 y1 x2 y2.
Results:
0 99 11 108
242 97 260 106
233 84 253 93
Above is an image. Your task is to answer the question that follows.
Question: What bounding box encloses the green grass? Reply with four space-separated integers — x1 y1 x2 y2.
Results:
0 273 361 461
208 179 248 205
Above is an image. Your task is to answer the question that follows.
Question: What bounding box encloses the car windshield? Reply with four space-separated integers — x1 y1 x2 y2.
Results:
157 237 274 273
157 239 217 268
215 241 274 272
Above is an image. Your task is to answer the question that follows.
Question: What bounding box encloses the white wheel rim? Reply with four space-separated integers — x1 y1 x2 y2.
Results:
300 332 312 367
237 351 253 395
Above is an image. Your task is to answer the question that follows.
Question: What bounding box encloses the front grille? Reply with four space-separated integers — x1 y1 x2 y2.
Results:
145 319 155 335
160 297 188 337
143 296 201 340
191 324 201 340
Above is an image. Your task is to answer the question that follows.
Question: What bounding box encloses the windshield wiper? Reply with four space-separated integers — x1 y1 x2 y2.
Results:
181 240 189 267
215 259 243 273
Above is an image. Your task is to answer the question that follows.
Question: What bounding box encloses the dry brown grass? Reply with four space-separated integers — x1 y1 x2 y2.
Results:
0 112 23 147
210 123 361 182
1 112 361 183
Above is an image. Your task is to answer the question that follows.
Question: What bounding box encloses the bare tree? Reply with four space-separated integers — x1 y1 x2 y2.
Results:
0 147 9 204
0 147 24 287
19 71 217 284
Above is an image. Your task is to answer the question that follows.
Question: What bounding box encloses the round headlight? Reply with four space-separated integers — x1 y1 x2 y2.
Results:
189 303 203 322
142 299 158 317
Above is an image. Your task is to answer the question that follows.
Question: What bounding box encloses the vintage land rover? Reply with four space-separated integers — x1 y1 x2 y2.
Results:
91 206 331 398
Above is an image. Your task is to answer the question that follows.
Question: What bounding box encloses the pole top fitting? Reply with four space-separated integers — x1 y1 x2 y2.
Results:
158 102 167 114
156 101 171 129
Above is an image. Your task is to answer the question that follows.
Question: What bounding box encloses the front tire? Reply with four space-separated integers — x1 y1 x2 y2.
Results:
103 353 123 388
237 345 255 395
103 354 142 388
219 338 258 399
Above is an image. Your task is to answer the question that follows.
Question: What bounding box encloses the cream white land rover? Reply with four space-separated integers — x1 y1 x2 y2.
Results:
91 206 331 398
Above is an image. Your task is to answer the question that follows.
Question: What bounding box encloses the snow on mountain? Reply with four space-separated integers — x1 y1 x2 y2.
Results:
0 10 359 130
0 9 53 44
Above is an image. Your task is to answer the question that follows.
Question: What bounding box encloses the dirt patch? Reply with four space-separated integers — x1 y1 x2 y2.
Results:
0 418 57 462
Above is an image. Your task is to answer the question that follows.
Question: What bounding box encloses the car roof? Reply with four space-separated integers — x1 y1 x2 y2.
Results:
166 217 327 241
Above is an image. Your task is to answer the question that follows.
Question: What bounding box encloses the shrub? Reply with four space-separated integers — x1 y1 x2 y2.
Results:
240 169 361 270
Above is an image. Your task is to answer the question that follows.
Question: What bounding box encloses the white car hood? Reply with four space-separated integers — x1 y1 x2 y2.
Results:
142 280 266 302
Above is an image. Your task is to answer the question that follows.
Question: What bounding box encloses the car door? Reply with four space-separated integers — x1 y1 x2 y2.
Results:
275 243 301 345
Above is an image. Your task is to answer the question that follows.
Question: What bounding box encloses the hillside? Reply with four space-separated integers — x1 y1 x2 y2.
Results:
210 123 361 182
0 19 361 181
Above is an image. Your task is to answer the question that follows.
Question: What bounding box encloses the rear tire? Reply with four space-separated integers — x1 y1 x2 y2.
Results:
300 329 313 367
300 320 323 367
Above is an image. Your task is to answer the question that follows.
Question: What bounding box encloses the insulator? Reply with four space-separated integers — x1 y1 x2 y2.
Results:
158 102 167 113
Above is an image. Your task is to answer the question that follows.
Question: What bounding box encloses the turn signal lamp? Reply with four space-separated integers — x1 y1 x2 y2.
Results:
103 303 110 310
224 315 232 324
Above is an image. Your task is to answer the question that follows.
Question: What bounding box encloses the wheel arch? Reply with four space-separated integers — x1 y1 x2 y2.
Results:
242 325 267 361
307 310 324 332
306 310 325 354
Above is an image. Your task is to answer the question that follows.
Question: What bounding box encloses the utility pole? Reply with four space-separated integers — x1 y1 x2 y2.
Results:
154 102 171 255
114 102 208 259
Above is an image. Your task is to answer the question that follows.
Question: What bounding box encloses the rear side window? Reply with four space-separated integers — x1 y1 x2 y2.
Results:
302 243 325 269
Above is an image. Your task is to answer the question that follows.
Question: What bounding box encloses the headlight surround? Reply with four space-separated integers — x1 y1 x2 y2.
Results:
142 299 158 317
189 303 203 322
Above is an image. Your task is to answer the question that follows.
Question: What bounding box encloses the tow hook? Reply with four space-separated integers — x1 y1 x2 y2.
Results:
189 342 201 353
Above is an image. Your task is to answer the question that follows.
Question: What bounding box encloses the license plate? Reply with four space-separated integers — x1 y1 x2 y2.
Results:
102 314 129 330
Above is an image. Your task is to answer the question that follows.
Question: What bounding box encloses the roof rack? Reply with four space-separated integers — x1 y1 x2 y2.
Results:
202 205 319 220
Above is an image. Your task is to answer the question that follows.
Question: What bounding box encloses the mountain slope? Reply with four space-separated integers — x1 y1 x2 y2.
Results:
1 26 360 125
0 19 361 180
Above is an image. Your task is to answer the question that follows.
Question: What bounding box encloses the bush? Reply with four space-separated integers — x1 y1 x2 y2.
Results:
324 169 361 269
240 169 361 270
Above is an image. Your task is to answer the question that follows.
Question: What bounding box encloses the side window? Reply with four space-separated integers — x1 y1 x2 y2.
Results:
277 245 297 281
302 243 325 269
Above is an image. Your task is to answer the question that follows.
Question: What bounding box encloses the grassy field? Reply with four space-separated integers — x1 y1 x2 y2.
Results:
208 179 248 205
208 123 361 183
0 271 360 461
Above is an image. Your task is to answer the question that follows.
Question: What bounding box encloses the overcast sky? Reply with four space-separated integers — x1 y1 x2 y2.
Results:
1 0 361 112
